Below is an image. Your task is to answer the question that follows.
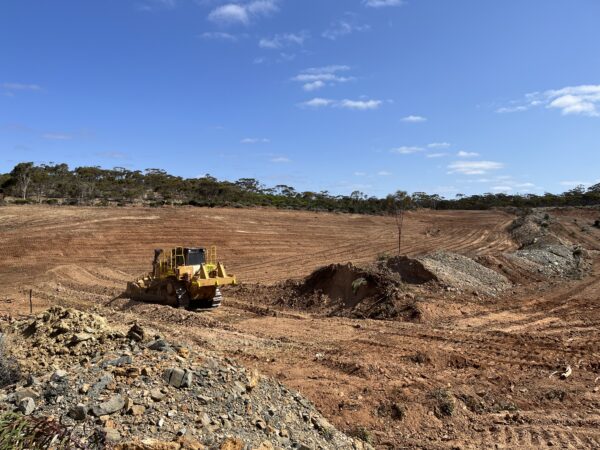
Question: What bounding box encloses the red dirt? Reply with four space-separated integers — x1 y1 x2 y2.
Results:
1 205 599 449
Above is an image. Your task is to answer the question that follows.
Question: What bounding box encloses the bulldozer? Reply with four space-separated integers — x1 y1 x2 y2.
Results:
125 246 236 309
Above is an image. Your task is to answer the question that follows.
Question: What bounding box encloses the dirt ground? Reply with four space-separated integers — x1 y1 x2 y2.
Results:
1 205 599 449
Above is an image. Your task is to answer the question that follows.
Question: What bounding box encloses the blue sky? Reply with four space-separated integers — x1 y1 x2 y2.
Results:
1 0 599 197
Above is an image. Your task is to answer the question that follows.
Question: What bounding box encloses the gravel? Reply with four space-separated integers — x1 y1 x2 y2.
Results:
0 307 372 450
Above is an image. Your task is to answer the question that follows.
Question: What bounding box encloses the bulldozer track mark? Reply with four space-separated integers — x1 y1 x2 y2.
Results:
3 206 599 450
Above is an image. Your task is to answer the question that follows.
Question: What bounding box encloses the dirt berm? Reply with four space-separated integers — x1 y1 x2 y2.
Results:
272 263 421 320
276 253 510 320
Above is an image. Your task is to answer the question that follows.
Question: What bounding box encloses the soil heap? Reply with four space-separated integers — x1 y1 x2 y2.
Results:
273 263 409 320
0 306 371 450
506 211 590 278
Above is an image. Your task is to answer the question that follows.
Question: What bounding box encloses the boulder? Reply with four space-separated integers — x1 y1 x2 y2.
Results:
163 368 193 388
92 394 126 416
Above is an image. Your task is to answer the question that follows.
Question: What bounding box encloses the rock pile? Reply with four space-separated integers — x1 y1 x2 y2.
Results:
507 211 590 278
386 252 511 297
0 307 371 450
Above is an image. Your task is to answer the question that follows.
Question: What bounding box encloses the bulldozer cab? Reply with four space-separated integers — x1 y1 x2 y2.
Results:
153 247 207 269
183 248 206 266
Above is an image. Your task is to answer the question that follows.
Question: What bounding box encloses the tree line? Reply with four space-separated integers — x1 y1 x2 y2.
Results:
1 162 599 213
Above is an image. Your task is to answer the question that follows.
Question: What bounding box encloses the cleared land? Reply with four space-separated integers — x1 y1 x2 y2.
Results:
1 205 599 449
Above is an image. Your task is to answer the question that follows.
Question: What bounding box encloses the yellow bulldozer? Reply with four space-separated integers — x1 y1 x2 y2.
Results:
126 246 236 309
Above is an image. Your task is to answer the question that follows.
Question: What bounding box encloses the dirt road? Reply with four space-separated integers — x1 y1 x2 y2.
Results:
1 205 598 449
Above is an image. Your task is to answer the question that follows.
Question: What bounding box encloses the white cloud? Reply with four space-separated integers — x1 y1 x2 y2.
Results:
560 180 591 187
303 65 351 74
338 99 381 110
354 171 367 176
426 152 448 158
428 142 450 149
299 97 335 108
208 0 278 26
448 160 504 175
457 150 479 158
498 84 600 117
462 177 537 191
391 146 424 154
292 65 354 92
491 186 513 192
377 170 392 176
270 156 290 163
299 97 382 110
208 4 248 24
2 82 42 91
401 115 427 123
322 15 370 40
200 31 239 41
303 80 325 92
42 133 73 140
292 73 353 83
259 31 309 49
241 137 270 144
496 105 529 114
363 0 403 7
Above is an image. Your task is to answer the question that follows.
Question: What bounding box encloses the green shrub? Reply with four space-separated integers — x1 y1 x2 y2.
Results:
432 388 455 418
351 426 373 444
351 277 367 294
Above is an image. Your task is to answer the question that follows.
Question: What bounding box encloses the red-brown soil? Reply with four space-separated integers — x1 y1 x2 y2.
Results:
1 205 599 449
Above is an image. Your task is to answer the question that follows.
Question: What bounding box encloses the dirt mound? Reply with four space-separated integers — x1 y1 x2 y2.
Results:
386 252 511 297
0 307 368 449
299 263 398 308
277 263 411 319
508 210 570 247
506 211 591 279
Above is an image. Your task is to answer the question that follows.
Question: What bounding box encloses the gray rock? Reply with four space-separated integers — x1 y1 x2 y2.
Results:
147 339 170 352
102 428 121 443
197 394 212 405
89 374 114 398
296 444 313 450
70 332 93 344
150 388 165 401
311 416 332 431
18 397 35 415
101 355 132 368
50 369 68 382
199 413 211 427
68 404 87 421
14 388 40 403
25 374 41 387
91 395 125 416
163 367 193 388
